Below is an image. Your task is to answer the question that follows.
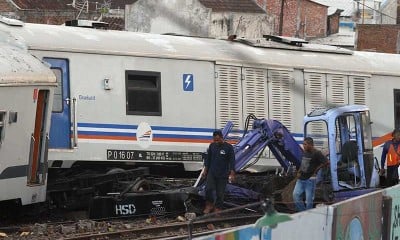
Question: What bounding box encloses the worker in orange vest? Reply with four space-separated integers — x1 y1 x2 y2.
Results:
380 129 400 187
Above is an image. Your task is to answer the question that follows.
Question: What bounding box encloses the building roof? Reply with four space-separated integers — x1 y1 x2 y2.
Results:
198 0 266 13
309 32 355 47
309 0 329 7
9 0 137 10
102 16 124 30
312 0 356 17
10 0 74 10
106 0 138 9
328 8 344 16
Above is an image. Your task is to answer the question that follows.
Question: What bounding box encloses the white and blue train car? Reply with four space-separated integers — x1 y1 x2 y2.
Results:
1 17 399 172
0 24 56 207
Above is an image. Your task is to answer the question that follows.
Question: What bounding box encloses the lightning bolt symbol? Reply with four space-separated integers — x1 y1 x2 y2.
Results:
185 75 192 89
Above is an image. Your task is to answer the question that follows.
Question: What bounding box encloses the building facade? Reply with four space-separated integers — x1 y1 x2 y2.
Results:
265 0 328 39
125 0 274 38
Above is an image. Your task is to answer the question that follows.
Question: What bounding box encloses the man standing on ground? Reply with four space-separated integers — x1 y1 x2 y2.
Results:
380 129 400 187
202 130 235 214
293 137 329 212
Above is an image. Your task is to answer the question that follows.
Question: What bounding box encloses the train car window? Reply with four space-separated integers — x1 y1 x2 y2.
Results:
0 111 5 144
51 68 63 112
361 111 372 150
125 71 161 116
334 118 342 154
304 120 329 154
394 89 400 129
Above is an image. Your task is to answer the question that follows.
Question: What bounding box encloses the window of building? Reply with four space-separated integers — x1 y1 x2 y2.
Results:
125 71 161 116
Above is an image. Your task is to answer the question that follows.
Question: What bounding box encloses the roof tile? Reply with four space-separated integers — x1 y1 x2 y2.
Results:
10 0 137 10
11 0 74 10
312 0 356 17
198 0 266 13
102 16 124 30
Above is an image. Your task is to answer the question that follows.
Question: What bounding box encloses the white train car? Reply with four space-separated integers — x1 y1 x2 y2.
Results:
0 18 399 172
0 24 56 207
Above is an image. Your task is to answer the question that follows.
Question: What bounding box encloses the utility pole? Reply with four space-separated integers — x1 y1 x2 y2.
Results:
362 0 365 24
279 0 285 35
295 0 301 38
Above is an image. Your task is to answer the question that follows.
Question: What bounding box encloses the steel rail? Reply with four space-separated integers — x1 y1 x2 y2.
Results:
63 214 261 240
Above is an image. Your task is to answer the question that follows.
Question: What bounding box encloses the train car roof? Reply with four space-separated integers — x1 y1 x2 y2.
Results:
0 42 56 85
0 21 399 76
304 105 370 125
306 105 369 120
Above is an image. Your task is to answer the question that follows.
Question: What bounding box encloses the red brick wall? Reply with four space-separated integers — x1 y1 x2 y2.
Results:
356 24 400 53
266 0 281 34
0 0 15 11
299 0 327 39
267 0 327 39
281 0 297 36
328 13 340 35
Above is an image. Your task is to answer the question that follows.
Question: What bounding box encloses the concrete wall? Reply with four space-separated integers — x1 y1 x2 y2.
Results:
197 187 397 240
209 12 273 39
125 0 211 37
197 205 334 240
125 0 272 38
356 24 400 53
383 186 400 239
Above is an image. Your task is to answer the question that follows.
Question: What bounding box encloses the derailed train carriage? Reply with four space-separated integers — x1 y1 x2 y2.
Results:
0 17 399 175
0 31 56 211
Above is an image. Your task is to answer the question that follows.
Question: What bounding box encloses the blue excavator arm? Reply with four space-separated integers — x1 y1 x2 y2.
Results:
229 115 303 172
194 115 303 188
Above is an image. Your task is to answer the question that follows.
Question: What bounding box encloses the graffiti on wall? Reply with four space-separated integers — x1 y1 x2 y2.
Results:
332 191 382 240
197 225 261 240
384 186 400 240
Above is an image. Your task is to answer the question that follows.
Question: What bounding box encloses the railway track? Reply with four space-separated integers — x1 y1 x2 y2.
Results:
0 208 262 240
63 214 262 240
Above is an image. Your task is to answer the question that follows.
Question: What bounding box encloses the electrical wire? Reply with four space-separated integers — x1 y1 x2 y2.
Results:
353 0 397 20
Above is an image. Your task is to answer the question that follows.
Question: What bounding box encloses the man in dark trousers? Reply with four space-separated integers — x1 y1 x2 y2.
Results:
380 129 400 187
202 130 235 214
293 137 329 212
